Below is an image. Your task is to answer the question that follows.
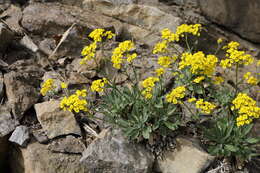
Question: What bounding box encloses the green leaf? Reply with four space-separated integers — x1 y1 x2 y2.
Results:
224 144 239 152
164 121 178 130
142 126 152 139
246 138 260 144
242 124 253 136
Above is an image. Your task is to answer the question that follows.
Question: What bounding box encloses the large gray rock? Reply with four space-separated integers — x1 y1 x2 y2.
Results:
80 128 154 173
10 141 88 173
9 125 30 147
34 100 81 139
156 137 215 173
199 0 260 43
4 71 40 119
0 107 18 137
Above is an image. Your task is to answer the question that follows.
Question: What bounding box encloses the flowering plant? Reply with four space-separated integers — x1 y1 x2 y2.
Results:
40 24 260 161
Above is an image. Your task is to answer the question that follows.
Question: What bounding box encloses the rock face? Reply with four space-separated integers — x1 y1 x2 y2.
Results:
34 100 81 139
9 126 30 147
10 141 88 173
4 71 40 119
156 137 215 173
80 129 154 173
199 0 260 43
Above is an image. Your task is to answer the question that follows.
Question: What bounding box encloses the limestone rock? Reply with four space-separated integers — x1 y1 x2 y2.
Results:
0 5 23 34
10 141 88 173
199 0 260 43
9 125 30 147
47 135 86 154
34 100 81 139
20 34 39 52
0 107 18 137
4 71 40 119
80 128 154 173
83 1 182 33
156 137 215 173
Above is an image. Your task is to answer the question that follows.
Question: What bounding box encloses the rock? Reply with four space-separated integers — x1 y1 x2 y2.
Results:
0 107 19 137
20 34 39 52
39 38 56 55
10 141 88 173
47 135 86 154
9 125 30 147
0 22 14 52
32 129 49 144
83 1 182 33
4 71 40 119
0 5 23 34
34 100 81 139
156 137 215 173
80 128 154 173
199 0 260 43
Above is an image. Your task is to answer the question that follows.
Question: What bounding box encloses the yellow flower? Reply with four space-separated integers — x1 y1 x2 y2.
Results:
111 40 136 69
195 99 216 114
166 86 186 104
153 40 168 54
179 51 218 77
61 82 68 89
158 56 173 68
155 68 165 77
213 76 224 85
221 41 254 68
40 79 56 96
188 97 197 103
141 77 159 99
91 78 108 92
243 72 258 85
80 42 97 64
217 38 223 44
232 93 260 126
60 90 88 113
257 60 260 66
176 24 202 37
193 76 205 83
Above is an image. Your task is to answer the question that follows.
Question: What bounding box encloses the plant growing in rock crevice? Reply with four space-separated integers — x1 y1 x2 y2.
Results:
40 24 260 164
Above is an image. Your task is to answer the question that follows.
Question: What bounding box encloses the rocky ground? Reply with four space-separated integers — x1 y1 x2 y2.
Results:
0 0 259 173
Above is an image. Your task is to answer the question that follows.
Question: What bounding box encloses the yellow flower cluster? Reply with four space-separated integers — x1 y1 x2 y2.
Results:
158 56 174 68
80 42 97 65
153 24 202 54
153 40 168 54
179 51 218 77
91 78 108 92
155 68 165 77
60 89 88 113
195 99 216 114
61 82 68 89
166 86 186 104
231 93 260 126
111 40 137 69
217 38 223 44
80 29 114 65
141 77 159 99
243 72 258 85
193 76 205 83
89 28 115 42
220 41 254 68
176 24 202 37
213 76 224 85
40 79 56 96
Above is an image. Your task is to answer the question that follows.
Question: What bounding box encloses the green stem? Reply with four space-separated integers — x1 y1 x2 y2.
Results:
235 63 239 94
185 34 191 52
